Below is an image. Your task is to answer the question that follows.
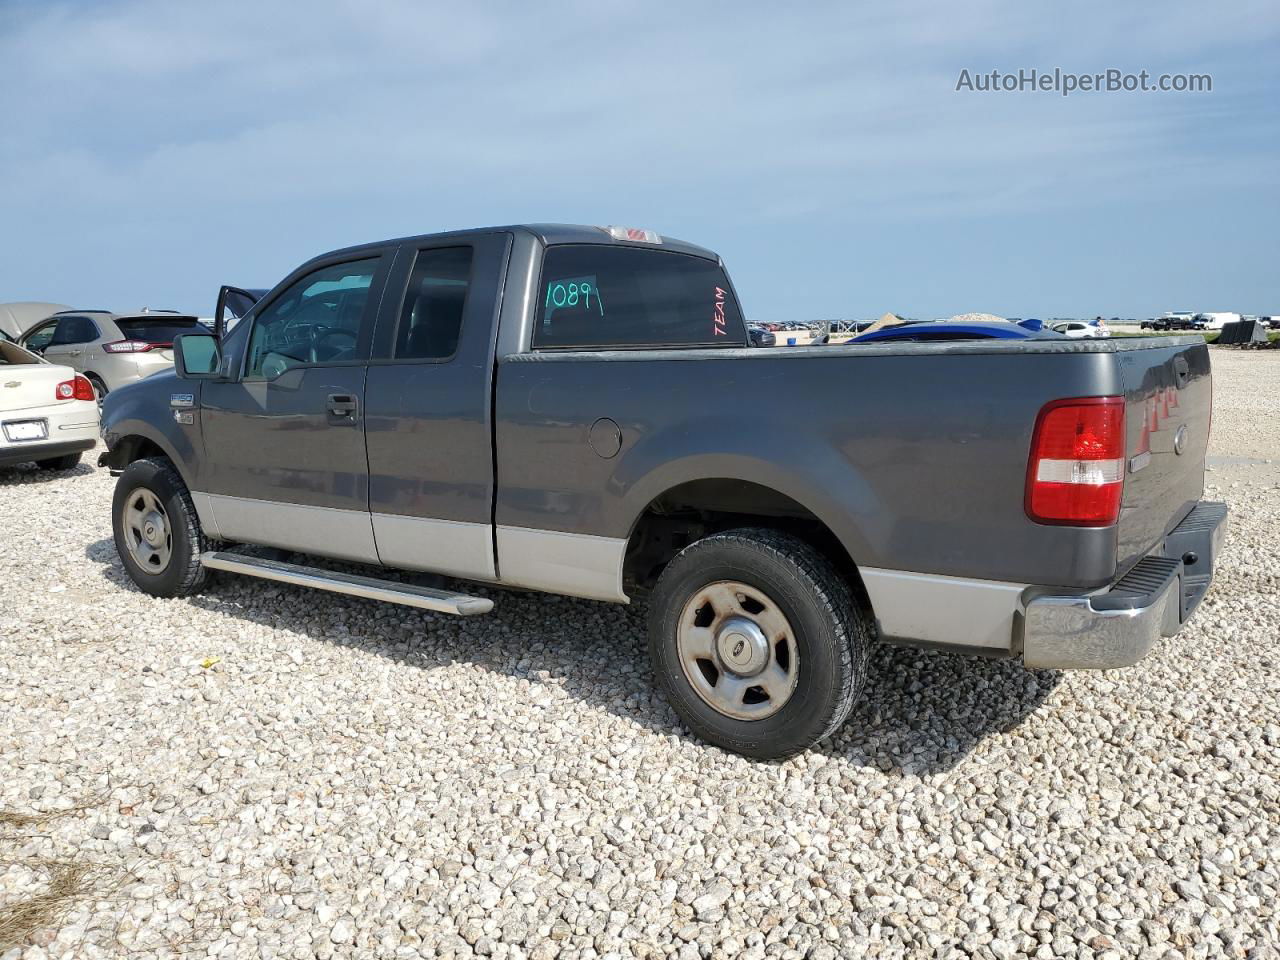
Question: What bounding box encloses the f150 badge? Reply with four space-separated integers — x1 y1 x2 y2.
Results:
171 393 196 425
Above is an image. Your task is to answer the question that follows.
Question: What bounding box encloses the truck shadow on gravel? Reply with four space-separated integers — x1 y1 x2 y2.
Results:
84 539 1060 774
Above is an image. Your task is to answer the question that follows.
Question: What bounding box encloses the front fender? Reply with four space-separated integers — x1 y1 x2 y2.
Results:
100 375 201 488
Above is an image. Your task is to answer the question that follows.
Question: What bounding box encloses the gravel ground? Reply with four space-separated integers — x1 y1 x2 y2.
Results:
1 350 1278 960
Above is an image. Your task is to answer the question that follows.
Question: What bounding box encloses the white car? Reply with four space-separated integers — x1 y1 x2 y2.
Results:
1053 321 1105 339
0 339 99 471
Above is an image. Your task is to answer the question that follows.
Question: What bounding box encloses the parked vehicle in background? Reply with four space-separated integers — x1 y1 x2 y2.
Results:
1053 320 1104 339
1199 312 1242 331
0 302 71 340
746 325 776 347
99 223 1225 759
857 320 1051 343
1145 312 1200 331
0 338 98 470
20 310 207 400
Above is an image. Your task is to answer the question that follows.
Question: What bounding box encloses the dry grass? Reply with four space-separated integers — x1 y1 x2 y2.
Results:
0 793 124 951
0 792 111 832
0 857 122 952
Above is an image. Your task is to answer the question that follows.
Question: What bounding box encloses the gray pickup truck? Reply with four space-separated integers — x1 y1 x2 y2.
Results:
99 224 1226 758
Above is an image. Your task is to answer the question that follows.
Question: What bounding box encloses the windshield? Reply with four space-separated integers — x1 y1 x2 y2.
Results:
115 317 202 344
0 341 40 364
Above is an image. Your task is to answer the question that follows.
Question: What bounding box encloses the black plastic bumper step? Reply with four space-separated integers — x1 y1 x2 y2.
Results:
1092 556 1181 612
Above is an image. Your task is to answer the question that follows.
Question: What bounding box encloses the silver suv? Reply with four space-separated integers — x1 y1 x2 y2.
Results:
20 310 206 400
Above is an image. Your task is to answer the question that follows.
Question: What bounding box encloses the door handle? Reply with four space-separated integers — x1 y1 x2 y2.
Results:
327 393 358 418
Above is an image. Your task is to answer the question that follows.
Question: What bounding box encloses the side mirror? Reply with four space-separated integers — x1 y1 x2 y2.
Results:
173 332 223 379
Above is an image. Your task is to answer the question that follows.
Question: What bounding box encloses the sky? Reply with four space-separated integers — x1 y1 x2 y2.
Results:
0 1 1277 322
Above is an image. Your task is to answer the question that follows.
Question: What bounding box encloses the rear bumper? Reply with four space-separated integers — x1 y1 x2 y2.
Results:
0 437 95 467
1 401 99 467
1023 501 1228 669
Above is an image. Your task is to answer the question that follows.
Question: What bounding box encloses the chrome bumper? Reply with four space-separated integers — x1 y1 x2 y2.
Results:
1023 501 1228 669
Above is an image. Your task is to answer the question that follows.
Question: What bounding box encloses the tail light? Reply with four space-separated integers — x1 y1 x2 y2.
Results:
56 376 96 402
1026 396 1126 526
103 340 170 353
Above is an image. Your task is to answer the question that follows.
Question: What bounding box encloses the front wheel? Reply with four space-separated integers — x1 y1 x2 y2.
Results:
647 528 871 759
112 457 208 597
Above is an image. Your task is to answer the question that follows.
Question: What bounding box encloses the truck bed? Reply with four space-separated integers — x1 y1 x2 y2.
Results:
496 335 1209 590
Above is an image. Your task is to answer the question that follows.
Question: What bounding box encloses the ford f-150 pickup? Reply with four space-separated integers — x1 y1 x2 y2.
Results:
98 224 1226 758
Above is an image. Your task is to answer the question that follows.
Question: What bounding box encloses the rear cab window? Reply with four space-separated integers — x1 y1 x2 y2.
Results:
533 245 747 349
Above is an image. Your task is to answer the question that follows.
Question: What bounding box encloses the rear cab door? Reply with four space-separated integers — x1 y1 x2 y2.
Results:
363 231 512 580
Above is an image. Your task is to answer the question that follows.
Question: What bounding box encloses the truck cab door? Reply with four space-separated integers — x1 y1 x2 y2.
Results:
214 286 265 339
363 233 512 581
196 251 395 564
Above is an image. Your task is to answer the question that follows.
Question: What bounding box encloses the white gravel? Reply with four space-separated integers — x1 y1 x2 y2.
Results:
2 349 1278 959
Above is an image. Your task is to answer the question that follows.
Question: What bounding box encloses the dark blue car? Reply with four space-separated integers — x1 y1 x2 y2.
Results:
855 320 1060 343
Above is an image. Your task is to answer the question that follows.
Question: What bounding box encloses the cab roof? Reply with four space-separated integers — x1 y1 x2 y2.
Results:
315 224 721 265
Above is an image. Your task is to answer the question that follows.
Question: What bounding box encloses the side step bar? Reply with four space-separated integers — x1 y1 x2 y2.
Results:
200 551 494 616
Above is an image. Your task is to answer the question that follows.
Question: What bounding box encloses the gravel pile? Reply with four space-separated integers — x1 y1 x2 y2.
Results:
2 350 1277 959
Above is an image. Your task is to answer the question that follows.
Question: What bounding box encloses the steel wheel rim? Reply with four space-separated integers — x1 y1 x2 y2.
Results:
122 487 173 574
677 580 799 720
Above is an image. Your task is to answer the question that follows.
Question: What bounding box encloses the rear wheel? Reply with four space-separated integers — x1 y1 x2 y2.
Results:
85 374 108 407
35 453 82 470
647 528 871 759
112 456 208 597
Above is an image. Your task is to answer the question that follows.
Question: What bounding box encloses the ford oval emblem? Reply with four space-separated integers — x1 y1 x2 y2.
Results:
1173 423 1189 456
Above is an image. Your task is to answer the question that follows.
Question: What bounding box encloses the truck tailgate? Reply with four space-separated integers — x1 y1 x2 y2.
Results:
1114 337 1212 576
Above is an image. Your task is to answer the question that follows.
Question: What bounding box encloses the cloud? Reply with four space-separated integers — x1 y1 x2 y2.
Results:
0 0 1276 315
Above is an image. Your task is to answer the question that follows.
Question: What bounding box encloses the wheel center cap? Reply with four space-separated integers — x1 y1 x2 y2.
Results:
716 616 769 677
142 511 165 546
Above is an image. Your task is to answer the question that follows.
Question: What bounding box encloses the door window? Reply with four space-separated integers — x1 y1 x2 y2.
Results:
22 321 60 352
394 247 474 360
245 258 380 380
50 315 100 346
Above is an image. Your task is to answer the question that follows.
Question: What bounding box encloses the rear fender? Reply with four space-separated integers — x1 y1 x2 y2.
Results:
616 415 884 566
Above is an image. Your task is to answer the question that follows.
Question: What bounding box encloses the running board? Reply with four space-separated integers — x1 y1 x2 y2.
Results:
200 551 494 616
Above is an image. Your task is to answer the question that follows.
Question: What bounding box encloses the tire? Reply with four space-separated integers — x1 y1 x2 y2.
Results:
35 453 81 470
647 528 871 759
85 374 108 403
112 456 208 598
